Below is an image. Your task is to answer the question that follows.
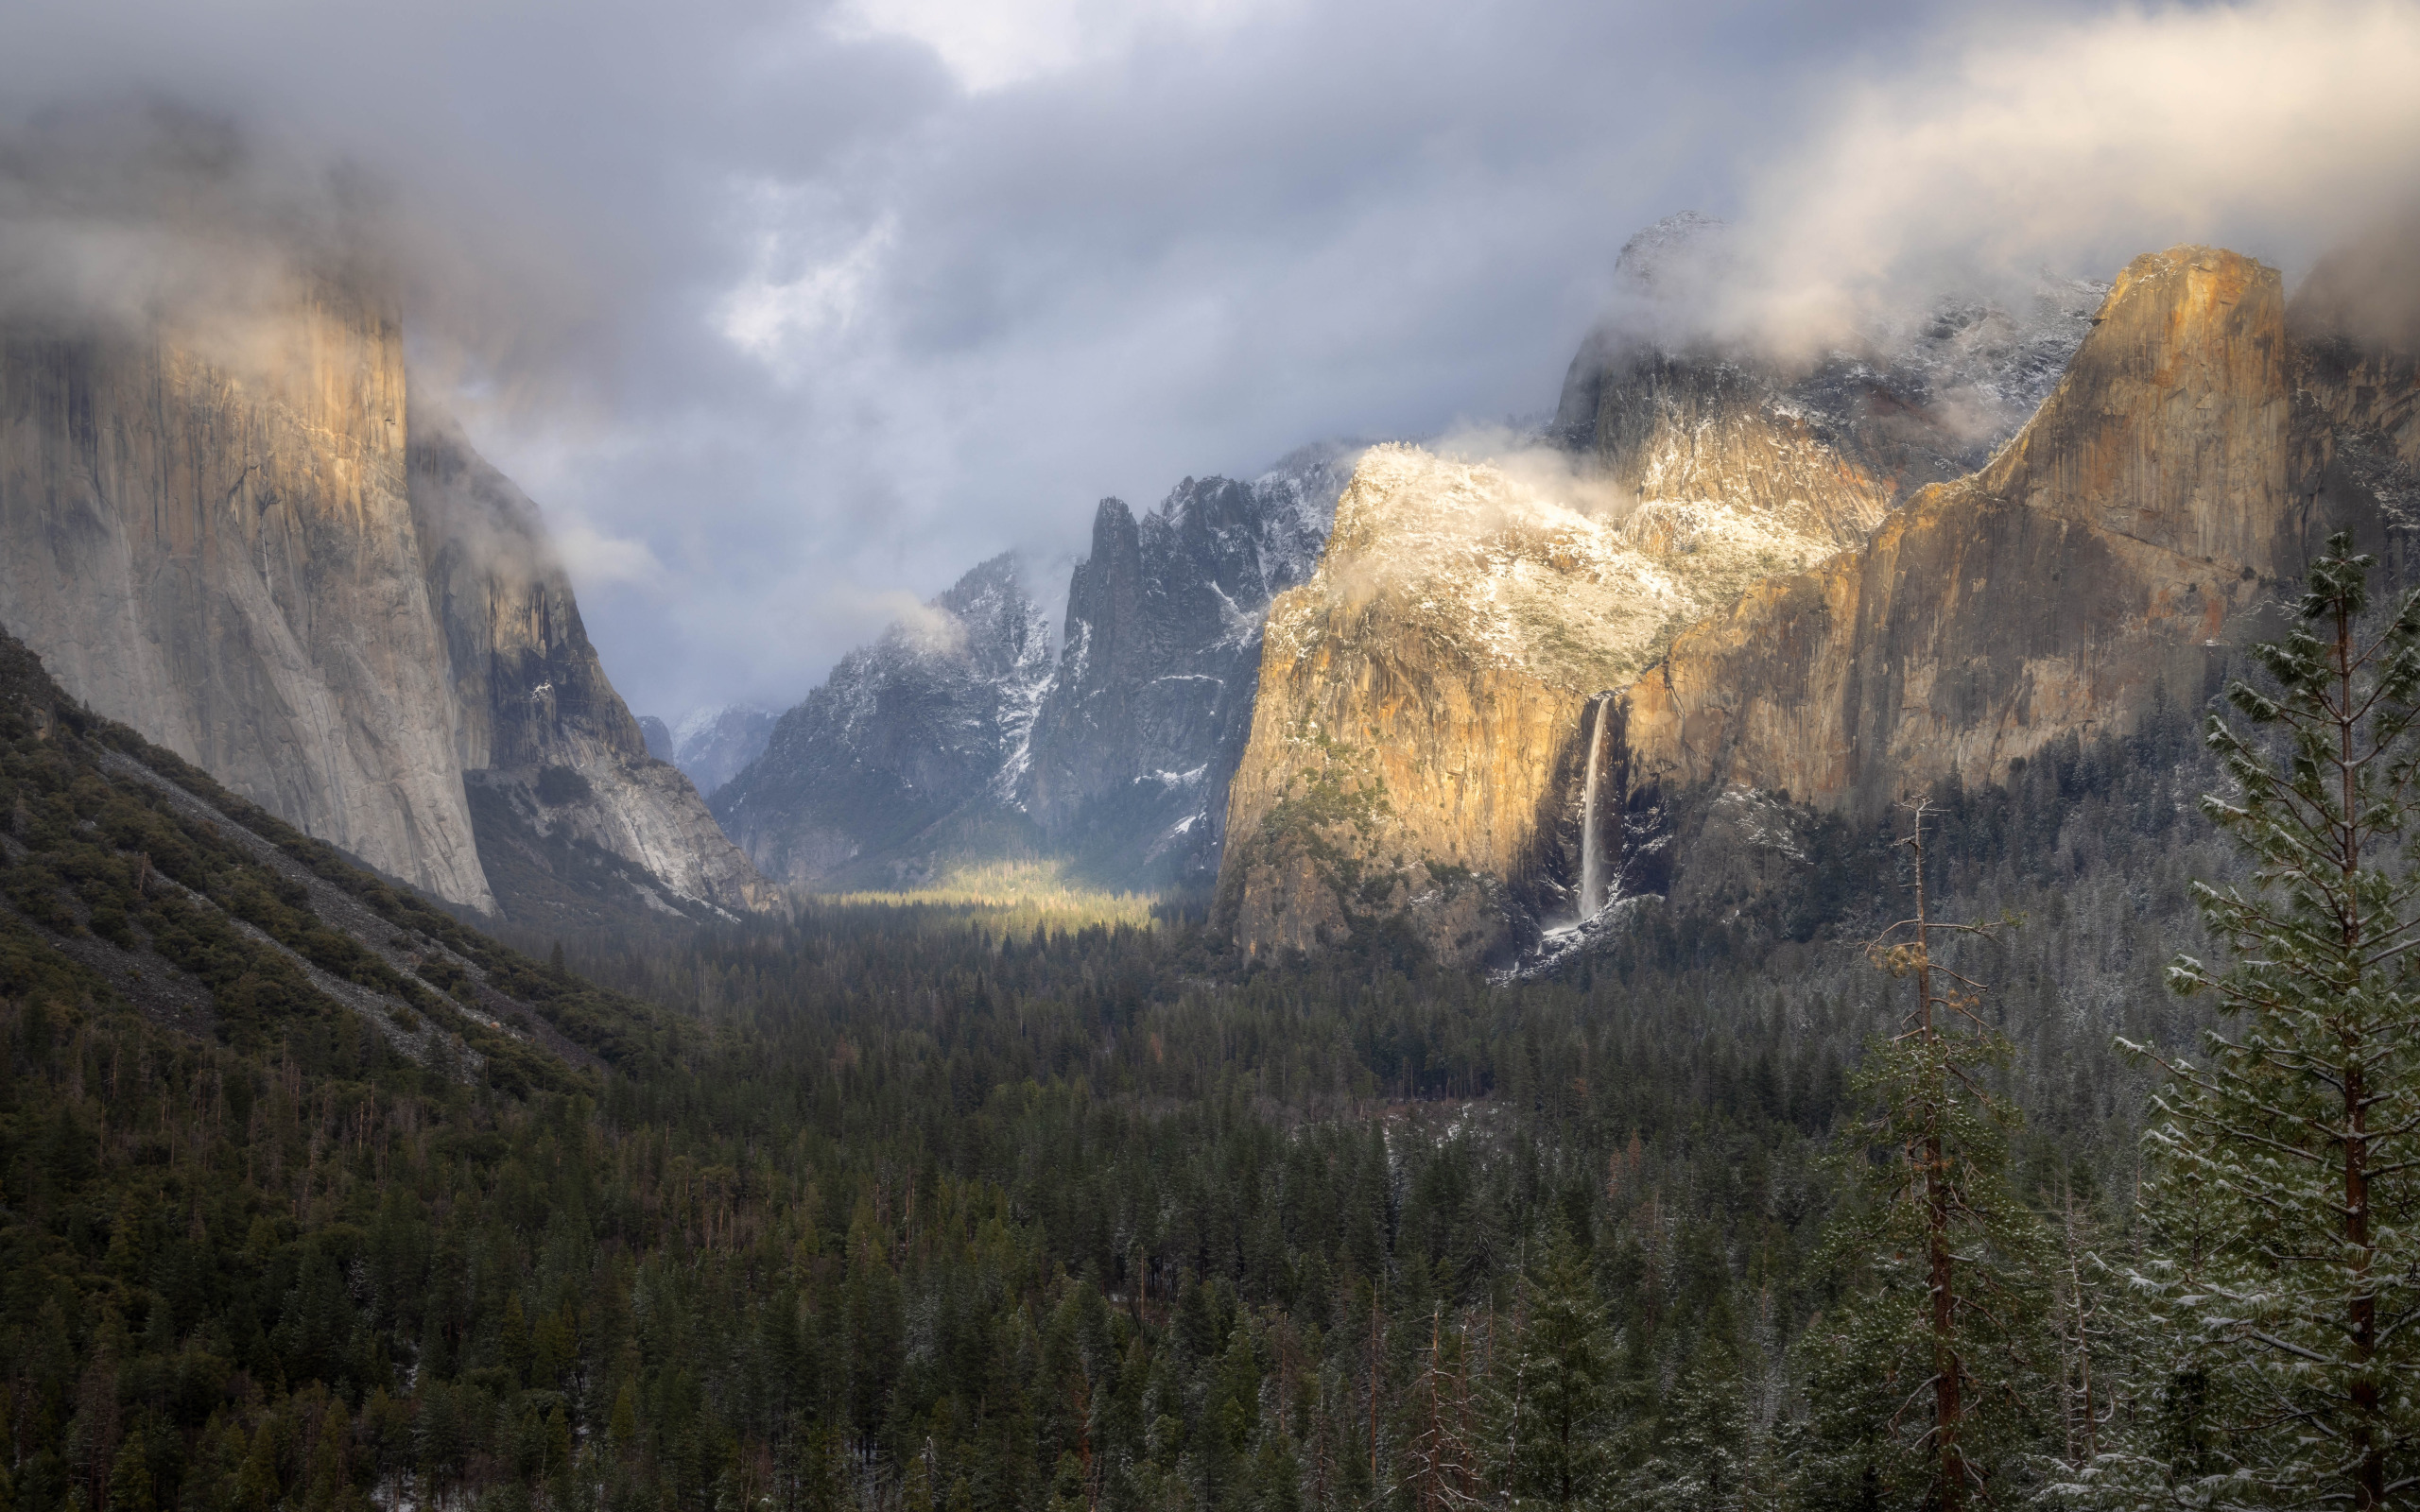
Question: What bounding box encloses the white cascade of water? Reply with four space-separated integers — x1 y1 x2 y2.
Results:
1579 694 1609 919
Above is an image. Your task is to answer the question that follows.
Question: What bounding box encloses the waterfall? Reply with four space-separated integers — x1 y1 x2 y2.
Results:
1579 694 1609 919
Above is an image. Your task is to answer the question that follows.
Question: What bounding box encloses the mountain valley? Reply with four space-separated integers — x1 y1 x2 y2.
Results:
8 174 2420 1512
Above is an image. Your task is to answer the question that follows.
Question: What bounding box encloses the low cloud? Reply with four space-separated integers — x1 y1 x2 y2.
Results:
0 100 605 414
551 519 666 591
829 0 1274 93
2289 206 2420 351
10 0 2415 721
1707 0 2420 358
1428 421 1638 522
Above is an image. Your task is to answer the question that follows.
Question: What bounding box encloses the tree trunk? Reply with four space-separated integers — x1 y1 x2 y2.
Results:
1910 815 1965 1512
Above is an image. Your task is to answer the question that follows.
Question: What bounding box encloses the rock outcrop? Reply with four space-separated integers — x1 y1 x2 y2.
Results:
713 554 1056 889
0 284 494 910
717 445 1357 892
0 282 768 926
1611 248 2308 823
1218 244 2388 967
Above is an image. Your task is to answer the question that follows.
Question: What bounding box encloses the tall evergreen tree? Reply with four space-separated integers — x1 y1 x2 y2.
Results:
1495 1226 1613 1510
1795 803 2047 1511
2116 536 2420 1506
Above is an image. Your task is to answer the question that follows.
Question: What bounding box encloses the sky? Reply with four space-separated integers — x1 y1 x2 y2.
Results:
6 0 2419 718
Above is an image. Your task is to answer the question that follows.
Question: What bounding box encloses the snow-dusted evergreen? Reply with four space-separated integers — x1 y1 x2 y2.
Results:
2087 541 2420 1507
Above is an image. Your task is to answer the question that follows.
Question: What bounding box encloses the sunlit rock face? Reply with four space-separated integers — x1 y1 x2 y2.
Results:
1613 247 2308 825
0 283 494 910
1217 443 1851 968
408 407 769 922
1218 243 2401 968
712 553 1058 890
0 283 767 923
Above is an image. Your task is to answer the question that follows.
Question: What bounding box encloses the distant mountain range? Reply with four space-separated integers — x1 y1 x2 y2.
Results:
9 211 2411 967
639 705 778 800
712 443 1358 891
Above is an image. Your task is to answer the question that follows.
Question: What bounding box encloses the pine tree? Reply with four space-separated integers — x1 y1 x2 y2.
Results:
1795 802 2047 1511
1495 1225 1613 1510
2118 535 2420 1506
106 1425 154 1512
1620 1332 1748 1512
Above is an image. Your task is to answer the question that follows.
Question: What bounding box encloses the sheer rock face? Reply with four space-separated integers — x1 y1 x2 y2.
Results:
0 286 766 922
1216 444 1847 968
712 554 1056 890
1019 446 1353 885
0 287 493 910
1219 245 2377 967
407 408 769 919
1613 247 2302 822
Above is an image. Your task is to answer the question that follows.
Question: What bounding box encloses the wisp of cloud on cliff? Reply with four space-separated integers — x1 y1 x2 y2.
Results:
1704 0 2420 359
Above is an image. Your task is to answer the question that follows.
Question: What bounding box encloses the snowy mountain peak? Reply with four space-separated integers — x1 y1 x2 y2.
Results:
653 704 777 800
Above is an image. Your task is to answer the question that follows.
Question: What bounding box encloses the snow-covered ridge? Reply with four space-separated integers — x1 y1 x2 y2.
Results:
1276 442 1842 692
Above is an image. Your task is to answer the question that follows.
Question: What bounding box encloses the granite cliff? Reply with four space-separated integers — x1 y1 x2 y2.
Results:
408 406 769 925
1214 443 1854 966
0 283 766 927
1019 444 1355 885
1219 244 2414 967
0 284 493 910
1613 248 2317 821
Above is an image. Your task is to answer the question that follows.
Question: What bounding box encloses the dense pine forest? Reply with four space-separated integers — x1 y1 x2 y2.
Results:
3 544 2415 1510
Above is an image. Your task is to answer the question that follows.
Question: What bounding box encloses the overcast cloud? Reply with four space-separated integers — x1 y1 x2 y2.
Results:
3 0 2406 718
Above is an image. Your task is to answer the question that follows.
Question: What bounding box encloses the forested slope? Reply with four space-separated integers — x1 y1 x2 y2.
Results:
0 610 2260 1510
